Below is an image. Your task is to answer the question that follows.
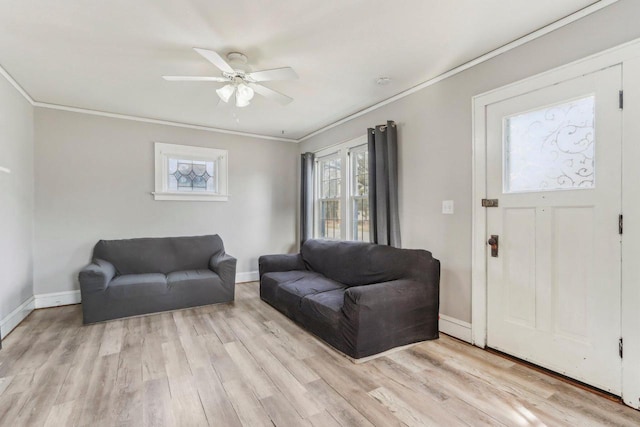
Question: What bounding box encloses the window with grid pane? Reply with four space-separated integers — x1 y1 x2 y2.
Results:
318 156 342 240
350 147 370 241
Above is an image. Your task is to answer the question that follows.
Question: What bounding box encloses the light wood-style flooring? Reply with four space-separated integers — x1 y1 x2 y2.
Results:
0 282 638 426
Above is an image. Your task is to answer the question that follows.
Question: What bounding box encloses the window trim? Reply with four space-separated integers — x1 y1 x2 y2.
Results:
313 135 368 240
153 142 229 201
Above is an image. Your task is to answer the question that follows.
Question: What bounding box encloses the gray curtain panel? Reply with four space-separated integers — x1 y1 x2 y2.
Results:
368 121 401 247
300 152 315 246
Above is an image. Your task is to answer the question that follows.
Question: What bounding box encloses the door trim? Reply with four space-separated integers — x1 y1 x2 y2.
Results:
472 36 640 409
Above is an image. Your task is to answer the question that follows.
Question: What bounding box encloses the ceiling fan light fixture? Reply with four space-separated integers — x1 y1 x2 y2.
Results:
235 83 255 108
216 84 235 103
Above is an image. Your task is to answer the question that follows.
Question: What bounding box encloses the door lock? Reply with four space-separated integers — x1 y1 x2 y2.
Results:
487 235 499 257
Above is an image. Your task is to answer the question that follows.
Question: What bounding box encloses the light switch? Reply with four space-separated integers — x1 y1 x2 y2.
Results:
442 200 454 215
0 166 10 174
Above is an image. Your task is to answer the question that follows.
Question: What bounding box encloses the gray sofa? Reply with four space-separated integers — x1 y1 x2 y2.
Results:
259 239 440 359
79 234 236 324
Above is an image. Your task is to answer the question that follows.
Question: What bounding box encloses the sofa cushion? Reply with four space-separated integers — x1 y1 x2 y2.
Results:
93 235 224 275
167 269 220 288
301 239 434 287
109 273 168 299
261 270 345 319
300 288 345 330
260 270 319 303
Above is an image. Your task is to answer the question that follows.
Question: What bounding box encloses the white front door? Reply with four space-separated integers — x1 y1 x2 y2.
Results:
485 65 622 394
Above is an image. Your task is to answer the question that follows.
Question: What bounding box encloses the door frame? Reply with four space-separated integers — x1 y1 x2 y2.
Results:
472 37 640 409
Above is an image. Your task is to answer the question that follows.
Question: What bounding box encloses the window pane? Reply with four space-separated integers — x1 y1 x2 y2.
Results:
317 155 343 240
169 158 216 192
319 158 342 200
320 199 341 240
505 96 595 193
351 150 369 197
349 147 370 241
352 197 370 241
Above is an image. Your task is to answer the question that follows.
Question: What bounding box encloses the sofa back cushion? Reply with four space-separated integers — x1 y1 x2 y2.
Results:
93 235 224 275
300 239 435 286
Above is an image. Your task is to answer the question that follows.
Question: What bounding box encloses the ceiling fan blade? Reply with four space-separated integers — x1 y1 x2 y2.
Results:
248 83 293 105
193 48 235 74
247 67 298 82
163 76 229 82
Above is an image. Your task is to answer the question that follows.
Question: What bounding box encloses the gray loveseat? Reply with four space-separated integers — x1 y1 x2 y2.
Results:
259 239 440 359
79 234 236 324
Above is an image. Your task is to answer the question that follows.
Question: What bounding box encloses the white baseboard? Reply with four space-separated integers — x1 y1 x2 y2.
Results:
34 290 81 309
439 314 472 343
31 272 258 311
0 296 35 339
236 271 259 283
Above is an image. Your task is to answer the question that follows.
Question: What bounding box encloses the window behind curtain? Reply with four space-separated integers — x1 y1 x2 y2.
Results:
317 155 342 240
313 137 369 242
350 146 370 241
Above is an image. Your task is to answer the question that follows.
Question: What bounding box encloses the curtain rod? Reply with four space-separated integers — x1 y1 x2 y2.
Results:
371 121 396 133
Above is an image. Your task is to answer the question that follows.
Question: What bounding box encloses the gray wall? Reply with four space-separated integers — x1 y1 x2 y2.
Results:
0 77 34 332
300 0 640 323
34 109 298 295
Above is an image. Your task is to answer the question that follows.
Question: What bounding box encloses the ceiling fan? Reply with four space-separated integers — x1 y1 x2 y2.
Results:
163 48 298 108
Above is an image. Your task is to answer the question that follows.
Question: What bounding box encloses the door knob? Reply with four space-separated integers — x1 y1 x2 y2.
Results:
487 235 499 257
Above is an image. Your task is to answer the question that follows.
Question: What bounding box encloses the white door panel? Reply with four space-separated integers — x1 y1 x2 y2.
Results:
486 65 622 394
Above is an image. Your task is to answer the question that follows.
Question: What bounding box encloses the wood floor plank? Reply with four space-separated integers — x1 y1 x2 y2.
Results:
223 341 277 399
167 374 209 427
260 393 311 427
305 379 374 427
43 400 78 427
14 363 72 426
179 334 210 373
308 409 342 427
369 386 452 427
304 356 403 426
191 314 216 337
143 377 176 427
162 339 192 378
0 392 28 426
254 332 320 384
142 336 167 382
77 353 119 426
192 365 242 427
203 335 244 384
222 379 273 427
98 319 124 356
56 342 101 404
206 311 238 344
0 376 12 397
0 281 638 427
240 335 323 418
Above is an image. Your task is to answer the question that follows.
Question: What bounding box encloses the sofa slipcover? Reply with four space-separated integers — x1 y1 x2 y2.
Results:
79 234 236 324
259 239 440 359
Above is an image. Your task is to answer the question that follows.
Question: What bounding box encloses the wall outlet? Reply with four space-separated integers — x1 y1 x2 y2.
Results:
442 200 454 214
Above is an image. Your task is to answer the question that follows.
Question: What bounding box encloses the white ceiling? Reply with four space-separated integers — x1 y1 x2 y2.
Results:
1 0 604 140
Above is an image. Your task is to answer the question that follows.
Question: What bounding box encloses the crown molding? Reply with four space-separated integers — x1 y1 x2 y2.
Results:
0 63 34 104
298 0 619 142
0 0 619 144
32 102 298 143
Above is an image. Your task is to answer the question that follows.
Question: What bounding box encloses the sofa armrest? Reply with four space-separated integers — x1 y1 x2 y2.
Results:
259 254 305 277
209 253 237 288
78 259 116 293
342 279 440 358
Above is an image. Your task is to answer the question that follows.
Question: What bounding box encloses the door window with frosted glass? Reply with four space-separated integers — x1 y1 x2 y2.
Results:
504 95 595 193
